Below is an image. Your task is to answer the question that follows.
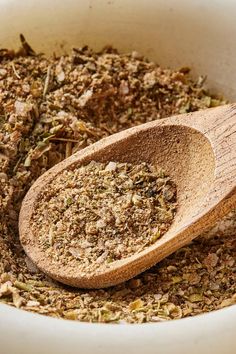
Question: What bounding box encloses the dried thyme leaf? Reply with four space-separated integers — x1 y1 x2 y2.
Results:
14 281 33 292
188 294 203 303
172 276 182 284
129 299 144 311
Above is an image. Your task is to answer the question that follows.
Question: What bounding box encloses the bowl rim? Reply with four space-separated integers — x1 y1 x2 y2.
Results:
1 302 236 354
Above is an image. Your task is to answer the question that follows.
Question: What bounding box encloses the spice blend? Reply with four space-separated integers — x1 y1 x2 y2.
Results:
0 36 235 323
31 161 177 274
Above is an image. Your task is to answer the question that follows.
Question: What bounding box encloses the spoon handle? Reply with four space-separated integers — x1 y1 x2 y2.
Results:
189 104 236 188
176 104 236 235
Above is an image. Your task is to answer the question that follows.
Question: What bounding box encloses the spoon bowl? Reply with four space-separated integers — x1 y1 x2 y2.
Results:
19 104 236 288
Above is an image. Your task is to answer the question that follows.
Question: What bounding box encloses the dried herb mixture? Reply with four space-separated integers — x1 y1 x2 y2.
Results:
0 36 235 323
31 161 177 274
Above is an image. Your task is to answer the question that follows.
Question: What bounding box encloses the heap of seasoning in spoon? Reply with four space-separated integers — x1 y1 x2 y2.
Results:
31 161 177 275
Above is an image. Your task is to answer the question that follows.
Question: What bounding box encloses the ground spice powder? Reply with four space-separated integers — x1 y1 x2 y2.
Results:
31 161 177 274
0 37 235 323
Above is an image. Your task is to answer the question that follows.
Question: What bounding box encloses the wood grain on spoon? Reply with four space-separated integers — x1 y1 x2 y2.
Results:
19 104 236 288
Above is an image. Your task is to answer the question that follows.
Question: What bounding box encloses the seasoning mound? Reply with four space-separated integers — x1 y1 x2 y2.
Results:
0 36 235 323
31 161 177 274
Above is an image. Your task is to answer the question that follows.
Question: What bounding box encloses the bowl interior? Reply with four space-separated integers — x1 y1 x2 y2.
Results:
1 0 236 100
0 1 236 353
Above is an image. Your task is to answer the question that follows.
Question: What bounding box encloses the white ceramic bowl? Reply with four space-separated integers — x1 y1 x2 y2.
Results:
0 1 236 353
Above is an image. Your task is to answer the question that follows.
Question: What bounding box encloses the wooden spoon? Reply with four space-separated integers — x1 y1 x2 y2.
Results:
19 104 236 288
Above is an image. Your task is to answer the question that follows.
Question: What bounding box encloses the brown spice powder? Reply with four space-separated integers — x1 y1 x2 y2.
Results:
0 37 235 323
31 161 177 274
